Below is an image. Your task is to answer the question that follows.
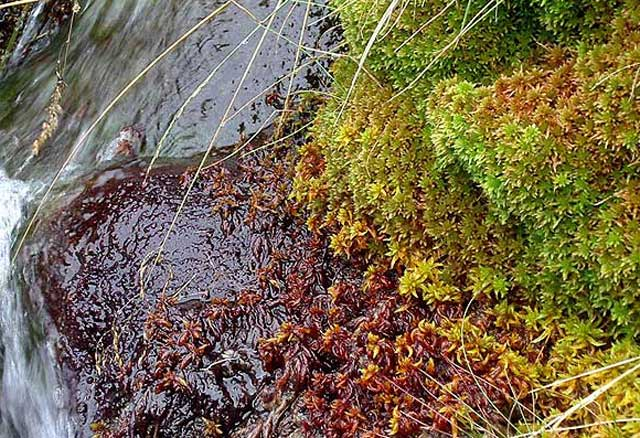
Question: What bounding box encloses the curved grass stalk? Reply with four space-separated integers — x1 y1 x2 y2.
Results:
504 370 534 436
530 355 640 394
590 62 640 90
224 49 337 123
334 0 400 124
144 0 294 180
274 0 298 55
379 0 409 41
277 0 311 135
460 297 520 433
391 0 505 101
203 109 277 171
444 357 544 426
535 361 640 436
11 1 232 264
399 409 450 437
144 0 287 286
230 0 330 70
382 375 459 436
306 0 358 28
236 118 314 161
532 418 640 435
393 0 455 53
230 2 380 93
356 0 382 42
416 364 508 438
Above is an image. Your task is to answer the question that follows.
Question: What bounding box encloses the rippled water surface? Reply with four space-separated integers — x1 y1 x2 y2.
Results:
0 171 73 438
0 0 337 179
0 1 337 435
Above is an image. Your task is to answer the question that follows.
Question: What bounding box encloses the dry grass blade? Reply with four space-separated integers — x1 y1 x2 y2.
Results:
145 0 294 180
504 370 534 436
0 0 37 10
415 367 506 437
591 61 640 90
144 0 287 286
394 0 455 53
382 375 458 437
230 0 329 66
530 355 640 394
11 1 232 264
228 2 374 92
536 418 640 434
204 109 278 170
334 0 401 123
225 0 349 118
631 64 640 98
391 0 504 101
236 118 314 160
443 357 543 426
274 1 298 53
277 0 311 136
200 112 311 173
307 0 354 27
460 297 519 432
224 50 336 123
61 0 81 75
533 361 640 435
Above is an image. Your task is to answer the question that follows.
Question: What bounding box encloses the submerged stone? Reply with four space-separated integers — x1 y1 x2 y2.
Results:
28 145 351 437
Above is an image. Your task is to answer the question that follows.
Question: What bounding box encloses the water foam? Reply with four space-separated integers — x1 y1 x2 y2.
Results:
0 169 71 438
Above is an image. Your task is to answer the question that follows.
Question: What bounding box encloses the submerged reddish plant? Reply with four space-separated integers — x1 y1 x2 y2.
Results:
260 262 543 437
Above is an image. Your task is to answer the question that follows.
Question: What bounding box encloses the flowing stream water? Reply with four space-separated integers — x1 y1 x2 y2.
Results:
0 0 336 435
0 171 72 437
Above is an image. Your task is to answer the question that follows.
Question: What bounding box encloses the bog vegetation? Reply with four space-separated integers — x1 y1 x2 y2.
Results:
4 0 639 436
267 0 640 436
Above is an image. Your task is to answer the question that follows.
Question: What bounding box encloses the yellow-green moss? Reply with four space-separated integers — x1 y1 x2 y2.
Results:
532 339 640 437
430 6 640 336
331 0 627 97
292 0 640 434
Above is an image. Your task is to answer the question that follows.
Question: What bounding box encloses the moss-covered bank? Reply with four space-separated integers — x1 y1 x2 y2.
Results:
272 1 640 436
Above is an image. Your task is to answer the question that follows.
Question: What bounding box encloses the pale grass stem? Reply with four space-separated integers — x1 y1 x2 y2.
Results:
12 1 232 264
0 0 38 10
143 0 287 287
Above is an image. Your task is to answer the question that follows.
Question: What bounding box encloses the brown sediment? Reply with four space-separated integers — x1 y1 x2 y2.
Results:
30 138 360 437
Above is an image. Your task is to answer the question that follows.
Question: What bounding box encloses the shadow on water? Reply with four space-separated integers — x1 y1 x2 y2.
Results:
0 0 340 436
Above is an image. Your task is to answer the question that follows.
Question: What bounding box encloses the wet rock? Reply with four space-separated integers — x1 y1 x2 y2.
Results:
96 125 146 162
28 142 352 437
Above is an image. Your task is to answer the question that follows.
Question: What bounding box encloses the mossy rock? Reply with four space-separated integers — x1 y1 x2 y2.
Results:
331 0 624 95
429 6 640 336
292 0 640 435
